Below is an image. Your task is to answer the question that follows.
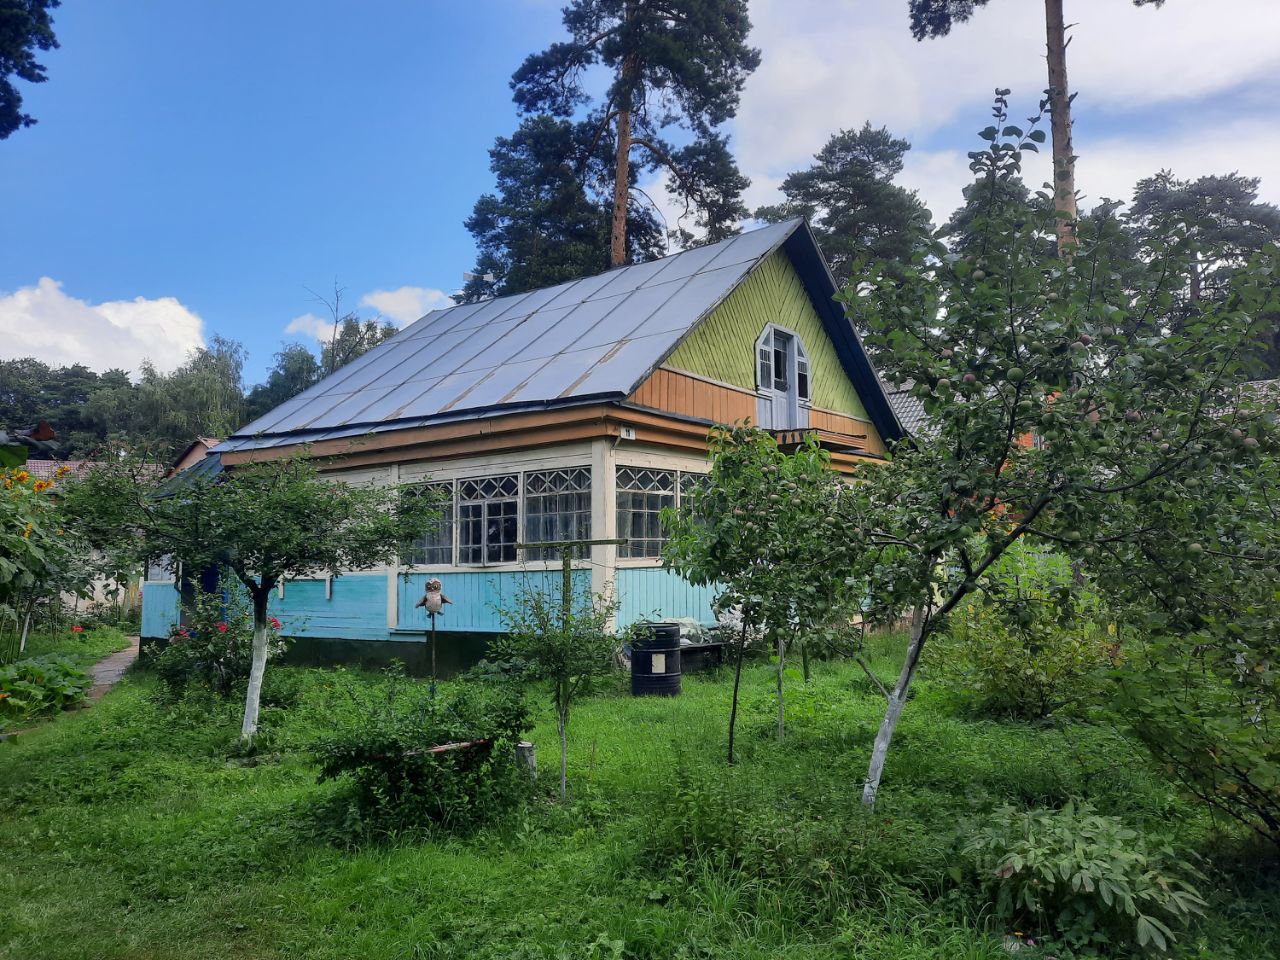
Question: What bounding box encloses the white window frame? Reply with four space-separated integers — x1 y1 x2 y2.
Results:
401 480 456 567
755 324 812 428
457 474 521 567
615 466 708 563
523 467 592 561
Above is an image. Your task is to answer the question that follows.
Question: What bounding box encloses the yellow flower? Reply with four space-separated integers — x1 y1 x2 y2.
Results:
14 471 29 483
55 465 71 478
33 479 51 493
23 522 33 538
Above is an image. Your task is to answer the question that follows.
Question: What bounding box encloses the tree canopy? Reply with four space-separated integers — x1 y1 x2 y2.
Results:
755 123 932 283
510 0 760 266
0 0 60 139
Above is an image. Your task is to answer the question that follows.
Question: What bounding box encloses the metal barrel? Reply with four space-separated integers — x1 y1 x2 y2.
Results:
631 621 682 696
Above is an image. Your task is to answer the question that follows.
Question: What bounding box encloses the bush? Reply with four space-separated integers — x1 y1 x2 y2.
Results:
0 654 92 726
311 669 530 833
151 588 286 699
963 800 1206 954
938 544 1114 720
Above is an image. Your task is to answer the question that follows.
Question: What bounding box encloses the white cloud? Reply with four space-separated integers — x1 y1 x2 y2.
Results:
0 277 205 376
735 0 1280 217
284 311 339 344
359 286 453 325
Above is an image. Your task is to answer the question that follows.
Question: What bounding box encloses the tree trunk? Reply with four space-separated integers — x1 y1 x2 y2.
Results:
727 618 749 765
240 587 272 741
1044 0 1077 256
862 604 928 807
610 102 633 268
557 709 569 801
800 633 811 683
775 630 786 743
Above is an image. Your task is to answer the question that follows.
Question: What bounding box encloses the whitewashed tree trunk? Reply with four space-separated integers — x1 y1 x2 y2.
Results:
862 604 928 807
240 591 271 741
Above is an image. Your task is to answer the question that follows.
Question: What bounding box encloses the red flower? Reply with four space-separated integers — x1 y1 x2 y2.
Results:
217 622 228 633
270 617 282 630
71 625 84 633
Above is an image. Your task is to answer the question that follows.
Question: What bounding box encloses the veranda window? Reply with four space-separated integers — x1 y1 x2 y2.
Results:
402 481 455 566
458 475 519 565
616 467 676 559
524 467 591 560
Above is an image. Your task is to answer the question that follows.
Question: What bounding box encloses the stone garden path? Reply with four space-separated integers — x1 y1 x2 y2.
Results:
86 636 140 703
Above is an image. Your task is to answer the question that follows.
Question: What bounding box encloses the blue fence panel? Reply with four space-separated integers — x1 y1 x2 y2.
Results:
140 581 181 639
615 567 719 628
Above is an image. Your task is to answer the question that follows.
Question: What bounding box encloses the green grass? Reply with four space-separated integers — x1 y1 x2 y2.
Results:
0 636 1275 959
19 624 133 666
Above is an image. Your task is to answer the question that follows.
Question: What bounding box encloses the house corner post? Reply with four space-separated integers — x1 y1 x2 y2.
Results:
591 437 619 627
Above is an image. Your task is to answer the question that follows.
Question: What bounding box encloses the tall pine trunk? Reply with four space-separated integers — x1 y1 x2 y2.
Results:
610 89 634 266
862 604 928 807
1045 0 1077 255
240 587 272 741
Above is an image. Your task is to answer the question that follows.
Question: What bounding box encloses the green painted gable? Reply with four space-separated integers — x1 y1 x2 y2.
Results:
665 250 870 420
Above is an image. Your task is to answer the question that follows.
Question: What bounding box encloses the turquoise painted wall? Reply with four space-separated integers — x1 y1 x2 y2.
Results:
142 567 718 642
268 573 388 642
616 567 718 628
141 581 181 638
396 570 592 633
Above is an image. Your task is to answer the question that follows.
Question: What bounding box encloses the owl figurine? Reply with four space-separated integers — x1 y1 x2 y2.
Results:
415 578 452 615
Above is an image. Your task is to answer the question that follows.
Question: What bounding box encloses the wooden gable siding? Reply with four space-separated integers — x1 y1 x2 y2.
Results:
627 365 885 454
664 250 871 422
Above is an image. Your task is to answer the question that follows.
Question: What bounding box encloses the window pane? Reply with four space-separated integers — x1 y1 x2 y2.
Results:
616 466 675 559
402 482 454 566
524 467 591 560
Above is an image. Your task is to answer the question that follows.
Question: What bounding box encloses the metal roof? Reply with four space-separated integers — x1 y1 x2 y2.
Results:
223 219 904 452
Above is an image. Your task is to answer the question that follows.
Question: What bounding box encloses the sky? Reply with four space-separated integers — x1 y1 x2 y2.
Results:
2 0 1278 384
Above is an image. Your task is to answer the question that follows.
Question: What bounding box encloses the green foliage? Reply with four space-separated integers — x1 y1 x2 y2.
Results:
492 577 621 798
0 654 90 726
460 115 665 301
938 545 1113 720
509 0 759 257
963 800 1207 953
755 123 933 282
243 342 322 423
0 0 59 140
151 587 286 699
312 669 530 834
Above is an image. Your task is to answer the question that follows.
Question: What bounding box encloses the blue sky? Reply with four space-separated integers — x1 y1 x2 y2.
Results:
2 0 1278 384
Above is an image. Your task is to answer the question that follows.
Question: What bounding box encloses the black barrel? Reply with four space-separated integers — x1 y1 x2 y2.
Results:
631 621 682 696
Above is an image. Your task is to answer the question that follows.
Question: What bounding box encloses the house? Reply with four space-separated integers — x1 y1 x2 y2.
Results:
140 219 905 663
167 437 221 477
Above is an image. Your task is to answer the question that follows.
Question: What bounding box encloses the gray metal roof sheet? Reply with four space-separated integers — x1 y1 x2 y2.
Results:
225 219 804 450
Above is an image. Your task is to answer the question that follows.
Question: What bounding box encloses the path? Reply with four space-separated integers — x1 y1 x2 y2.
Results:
86 636 140 702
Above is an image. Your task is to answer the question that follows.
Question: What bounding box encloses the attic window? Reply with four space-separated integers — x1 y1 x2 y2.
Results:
755 326 811 403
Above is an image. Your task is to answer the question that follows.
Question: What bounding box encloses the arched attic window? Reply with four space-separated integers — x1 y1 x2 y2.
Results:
755 325 810 429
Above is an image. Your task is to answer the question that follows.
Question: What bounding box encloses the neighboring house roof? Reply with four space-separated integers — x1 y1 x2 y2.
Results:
883 382 928 436
169 437 221 477
26 459 98 480
221 219 903 453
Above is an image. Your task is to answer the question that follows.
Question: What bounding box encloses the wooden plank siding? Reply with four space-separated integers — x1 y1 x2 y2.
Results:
665 250 875 427
628 366 756 425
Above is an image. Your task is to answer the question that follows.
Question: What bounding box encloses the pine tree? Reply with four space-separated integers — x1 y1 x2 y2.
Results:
512 0 760 265
0 0 60 139
459 115 663 302
755 123 932 283
908 0 1168 255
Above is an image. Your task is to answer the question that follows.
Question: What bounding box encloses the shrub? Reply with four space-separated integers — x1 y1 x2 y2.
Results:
0 654 92 726
938 544 1114 720
963 800 1206 954
312 670 530 833
151 588 286 699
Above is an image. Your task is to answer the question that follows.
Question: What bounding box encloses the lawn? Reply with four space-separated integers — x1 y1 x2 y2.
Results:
0 634 1275 959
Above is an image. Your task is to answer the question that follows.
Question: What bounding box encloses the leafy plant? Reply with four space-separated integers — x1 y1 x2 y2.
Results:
491 577 622 800
151 586 287 699
312 669 530 833
938 544 1114 720
963 800 1206 953
0 654 91 726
